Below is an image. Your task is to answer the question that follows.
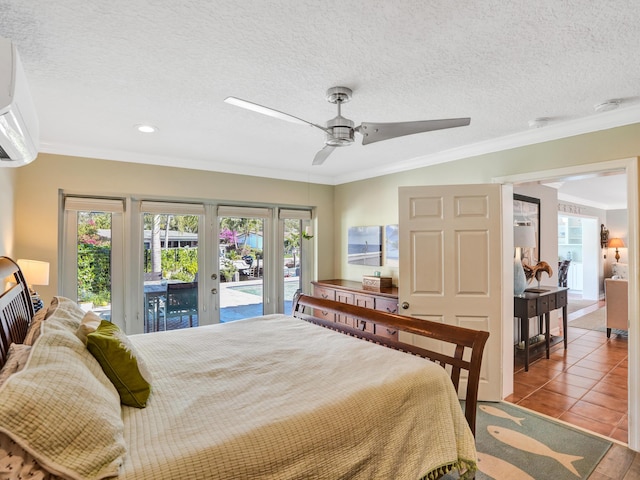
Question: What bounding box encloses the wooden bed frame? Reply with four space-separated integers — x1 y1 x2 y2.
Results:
0 257 34 367
292 293 489 436
0 254 488 438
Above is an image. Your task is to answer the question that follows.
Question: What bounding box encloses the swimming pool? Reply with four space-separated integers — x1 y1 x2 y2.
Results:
228 280 300 299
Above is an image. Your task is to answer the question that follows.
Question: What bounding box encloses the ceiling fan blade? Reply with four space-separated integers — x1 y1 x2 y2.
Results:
358 118 471 146
312 145 336 166
224 96 326 132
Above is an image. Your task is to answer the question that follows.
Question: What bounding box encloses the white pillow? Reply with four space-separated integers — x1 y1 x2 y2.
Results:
0 344 31 388
42 296 87 334
0 327 125 480
76 310 103 345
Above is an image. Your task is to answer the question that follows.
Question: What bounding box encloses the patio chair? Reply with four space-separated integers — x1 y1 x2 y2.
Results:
165 282 198 329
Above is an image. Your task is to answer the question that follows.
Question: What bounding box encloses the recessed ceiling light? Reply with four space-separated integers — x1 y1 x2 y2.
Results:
594 99 621 113
135 124 158 133
528 117 550 128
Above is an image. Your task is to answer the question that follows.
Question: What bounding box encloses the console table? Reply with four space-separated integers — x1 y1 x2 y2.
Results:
514 286 569 371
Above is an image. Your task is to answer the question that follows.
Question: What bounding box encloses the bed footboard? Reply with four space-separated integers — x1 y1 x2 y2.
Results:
292 293 489 436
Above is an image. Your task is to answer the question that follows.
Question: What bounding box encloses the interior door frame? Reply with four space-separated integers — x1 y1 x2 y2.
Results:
495 157 639 452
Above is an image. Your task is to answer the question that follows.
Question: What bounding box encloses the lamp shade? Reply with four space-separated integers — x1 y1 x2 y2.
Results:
514 225 536 248
16 259 50 286
607 238 625 249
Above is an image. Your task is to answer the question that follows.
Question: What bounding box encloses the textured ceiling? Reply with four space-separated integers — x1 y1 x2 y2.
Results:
2 0 640 185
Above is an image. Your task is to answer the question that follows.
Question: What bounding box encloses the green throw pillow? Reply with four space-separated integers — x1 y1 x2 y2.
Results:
86 320 152 408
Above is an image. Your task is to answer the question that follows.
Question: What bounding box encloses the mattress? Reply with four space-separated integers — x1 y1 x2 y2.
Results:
119 314 477 479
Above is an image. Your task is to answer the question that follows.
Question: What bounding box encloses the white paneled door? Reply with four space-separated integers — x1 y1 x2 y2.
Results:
399 184 512 401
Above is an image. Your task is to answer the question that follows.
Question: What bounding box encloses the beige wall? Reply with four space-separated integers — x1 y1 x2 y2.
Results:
9 123 640 297
0 168 16 258
14 153 335 301
334 123 640 283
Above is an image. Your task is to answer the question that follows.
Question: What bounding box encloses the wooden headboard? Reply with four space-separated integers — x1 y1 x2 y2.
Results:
0 257 34 367
292 293 489 436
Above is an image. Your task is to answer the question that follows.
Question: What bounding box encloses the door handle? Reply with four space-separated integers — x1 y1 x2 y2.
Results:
211 273 217 280
211 288 218 295
401 301 409 309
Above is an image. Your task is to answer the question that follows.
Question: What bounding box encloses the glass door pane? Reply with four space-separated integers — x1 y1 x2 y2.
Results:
142 212 199 332
219 216 264 322
283 218 302 314
76 211 113 319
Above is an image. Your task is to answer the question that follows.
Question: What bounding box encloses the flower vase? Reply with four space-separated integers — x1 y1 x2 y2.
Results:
514 256 527 295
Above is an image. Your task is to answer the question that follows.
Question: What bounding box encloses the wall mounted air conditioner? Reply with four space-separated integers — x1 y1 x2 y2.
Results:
0 37 39 167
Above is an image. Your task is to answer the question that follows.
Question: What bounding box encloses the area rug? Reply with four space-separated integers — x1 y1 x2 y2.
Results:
567 298 598 315
569 307 605 330
442 401 611 480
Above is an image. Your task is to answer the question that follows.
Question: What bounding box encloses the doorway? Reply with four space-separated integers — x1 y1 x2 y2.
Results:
497 158 638 451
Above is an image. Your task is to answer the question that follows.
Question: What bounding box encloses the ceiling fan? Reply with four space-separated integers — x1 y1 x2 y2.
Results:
224 86 470 166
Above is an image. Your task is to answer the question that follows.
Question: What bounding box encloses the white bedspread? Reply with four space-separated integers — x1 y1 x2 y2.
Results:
121 314 476 479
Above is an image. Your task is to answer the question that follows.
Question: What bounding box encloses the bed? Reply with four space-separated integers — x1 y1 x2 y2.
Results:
0 256 488 480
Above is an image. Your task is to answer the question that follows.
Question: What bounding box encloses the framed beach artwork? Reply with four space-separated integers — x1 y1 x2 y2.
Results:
347 226 382 266
513 194 540 265
385 224 399 267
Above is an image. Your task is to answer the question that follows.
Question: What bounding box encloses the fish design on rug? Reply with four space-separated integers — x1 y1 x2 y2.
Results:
487 425 584 477
477 451 535 480
480 405 525 426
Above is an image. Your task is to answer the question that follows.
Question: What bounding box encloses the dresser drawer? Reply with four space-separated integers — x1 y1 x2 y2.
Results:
548 294 557 311
312 286 336 322
375 298 398 314
314 286 335 301
374 323 399 341
354 294 375 331
556 289 568 307
514 297 537 318
335 291 355 327
536 296 550 313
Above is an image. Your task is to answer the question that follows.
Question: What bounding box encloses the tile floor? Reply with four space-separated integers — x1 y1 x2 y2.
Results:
505 300 629 444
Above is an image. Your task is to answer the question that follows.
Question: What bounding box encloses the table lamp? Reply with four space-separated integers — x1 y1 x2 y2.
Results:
16 258 50 312
607 238 625 263
513 224 535 295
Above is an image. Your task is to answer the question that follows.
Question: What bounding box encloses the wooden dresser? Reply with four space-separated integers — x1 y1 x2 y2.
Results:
311 279 399 341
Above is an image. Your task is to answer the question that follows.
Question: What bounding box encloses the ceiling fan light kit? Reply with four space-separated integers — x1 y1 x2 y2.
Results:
225 86 470 166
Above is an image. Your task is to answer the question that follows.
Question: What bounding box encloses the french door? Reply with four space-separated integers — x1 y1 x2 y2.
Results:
61 196 313 333
217 206 270 322
213 206 311 322
61 197 125 328
139 201 204 332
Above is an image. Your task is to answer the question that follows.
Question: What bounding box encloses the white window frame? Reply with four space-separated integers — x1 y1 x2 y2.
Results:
61 196 126 329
